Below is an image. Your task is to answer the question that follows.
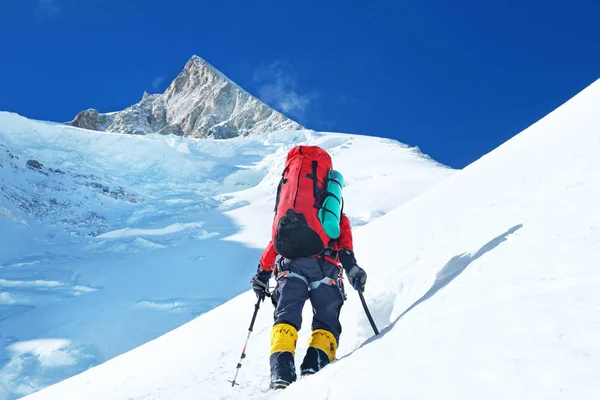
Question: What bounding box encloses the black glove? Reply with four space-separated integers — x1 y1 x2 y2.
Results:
250 266 272 301
346 265 367 292
339 249 367 292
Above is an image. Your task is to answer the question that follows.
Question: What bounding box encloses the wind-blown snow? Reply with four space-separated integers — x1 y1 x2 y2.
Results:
0 111 452 399
24 79 600 400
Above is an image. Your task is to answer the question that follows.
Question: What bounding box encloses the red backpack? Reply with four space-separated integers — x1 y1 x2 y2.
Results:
272 145 333 259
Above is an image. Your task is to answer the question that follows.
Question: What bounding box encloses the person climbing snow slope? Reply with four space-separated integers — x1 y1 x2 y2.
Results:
251 145 367 390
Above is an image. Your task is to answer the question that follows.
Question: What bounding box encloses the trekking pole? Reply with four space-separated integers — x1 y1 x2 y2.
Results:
228 297 263 387
358 290 380 336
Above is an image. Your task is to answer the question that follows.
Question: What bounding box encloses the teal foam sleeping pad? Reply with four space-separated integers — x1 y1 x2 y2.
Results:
319 170 344 239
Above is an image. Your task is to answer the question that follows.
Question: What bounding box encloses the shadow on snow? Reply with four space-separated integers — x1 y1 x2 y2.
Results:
339 223 523 360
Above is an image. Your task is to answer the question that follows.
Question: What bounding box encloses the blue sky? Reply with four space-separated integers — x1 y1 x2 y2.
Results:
0 0 598 168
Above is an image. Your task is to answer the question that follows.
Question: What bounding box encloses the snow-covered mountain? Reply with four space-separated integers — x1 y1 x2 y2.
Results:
70 56 302 138
0 112 453 399
21 79 600 400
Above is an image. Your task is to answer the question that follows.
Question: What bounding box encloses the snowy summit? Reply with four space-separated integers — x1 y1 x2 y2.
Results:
69 56 302 138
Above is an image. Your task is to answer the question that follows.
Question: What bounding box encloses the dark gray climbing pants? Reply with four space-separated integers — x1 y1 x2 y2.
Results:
273 257 345 342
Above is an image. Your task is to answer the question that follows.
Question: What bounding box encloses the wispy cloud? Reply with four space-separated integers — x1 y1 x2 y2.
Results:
152 77 165 91
253 61 315 121
35 0 60 18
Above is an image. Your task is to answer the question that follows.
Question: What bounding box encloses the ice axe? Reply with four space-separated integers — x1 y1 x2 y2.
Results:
358 290 380 336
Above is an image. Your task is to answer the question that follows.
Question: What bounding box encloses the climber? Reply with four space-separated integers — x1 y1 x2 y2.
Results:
250 145 367 390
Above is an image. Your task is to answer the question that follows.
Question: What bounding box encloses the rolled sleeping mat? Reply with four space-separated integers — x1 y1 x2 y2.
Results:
319 170 344 239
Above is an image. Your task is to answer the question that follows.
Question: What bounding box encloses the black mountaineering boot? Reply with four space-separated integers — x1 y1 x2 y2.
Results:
269 351 296 390
300 346 331 376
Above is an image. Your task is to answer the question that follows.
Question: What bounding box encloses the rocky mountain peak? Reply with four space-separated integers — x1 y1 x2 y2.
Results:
70 56 302 138
185 56 233 83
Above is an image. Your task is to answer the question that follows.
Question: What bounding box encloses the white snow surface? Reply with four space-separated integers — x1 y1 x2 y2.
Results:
0 112 452 399
22 79 600 400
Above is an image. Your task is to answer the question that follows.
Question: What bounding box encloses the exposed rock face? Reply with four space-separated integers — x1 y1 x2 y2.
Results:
157 124 184 136
71 109 112 131
26 159 43 169
70 56 302 138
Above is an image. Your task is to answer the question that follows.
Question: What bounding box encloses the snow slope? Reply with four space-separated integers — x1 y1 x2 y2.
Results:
0 112 452 399
25 79 600 400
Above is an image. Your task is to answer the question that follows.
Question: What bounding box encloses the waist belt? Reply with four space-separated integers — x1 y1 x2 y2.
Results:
276 270 339 291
